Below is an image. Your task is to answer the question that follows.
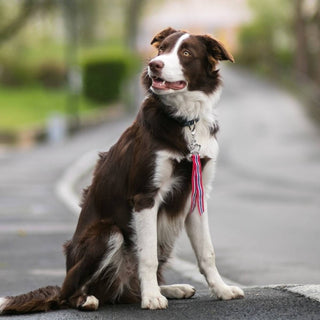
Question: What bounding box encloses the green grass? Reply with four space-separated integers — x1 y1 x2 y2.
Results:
0 86 100 132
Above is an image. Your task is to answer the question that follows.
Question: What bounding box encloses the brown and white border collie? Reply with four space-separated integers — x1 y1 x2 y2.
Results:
0 27 244 314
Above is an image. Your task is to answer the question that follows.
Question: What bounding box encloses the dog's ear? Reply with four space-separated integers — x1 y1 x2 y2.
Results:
198 35 234 72
151 27 178 48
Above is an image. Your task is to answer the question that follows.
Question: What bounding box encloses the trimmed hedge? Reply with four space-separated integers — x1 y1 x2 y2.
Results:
82 50 140 104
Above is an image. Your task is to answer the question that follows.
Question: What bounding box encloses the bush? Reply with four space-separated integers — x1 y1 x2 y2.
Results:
236 0 293 75
82 48 141 104
83 58 126 103
0 59 67 88
36 62 67 88
0 62 34 86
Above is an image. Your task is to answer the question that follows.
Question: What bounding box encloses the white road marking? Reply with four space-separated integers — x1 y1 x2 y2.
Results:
0 223 74 235
55 149 98 216
287 285 320 303
29 269 66 277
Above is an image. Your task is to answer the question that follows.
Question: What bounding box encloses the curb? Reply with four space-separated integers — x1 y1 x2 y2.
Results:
55 142 320 304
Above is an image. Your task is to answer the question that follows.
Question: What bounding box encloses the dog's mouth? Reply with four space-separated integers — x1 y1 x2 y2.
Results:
151 76 187 91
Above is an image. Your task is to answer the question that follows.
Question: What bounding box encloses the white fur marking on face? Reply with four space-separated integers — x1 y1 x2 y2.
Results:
150 34 190 84
172 33 190 54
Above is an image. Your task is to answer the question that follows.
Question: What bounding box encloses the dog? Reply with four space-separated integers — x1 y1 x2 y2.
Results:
0 27 244 314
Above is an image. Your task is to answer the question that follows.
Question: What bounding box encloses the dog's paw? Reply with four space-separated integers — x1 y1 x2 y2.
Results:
141 294 168 310
79 295 99 311
160 284 196 299
214 285 244 300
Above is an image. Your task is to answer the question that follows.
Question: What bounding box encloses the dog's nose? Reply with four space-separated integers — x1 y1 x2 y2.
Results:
149 60 164 72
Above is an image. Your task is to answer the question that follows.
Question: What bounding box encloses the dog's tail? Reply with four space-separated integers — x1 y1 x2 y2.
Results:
0 285 63 315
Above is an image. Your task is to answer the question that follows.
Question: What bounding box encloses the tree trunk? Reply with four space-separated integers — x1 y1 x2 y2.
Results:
315 0 320 84
0 0 37 45
293 0 309 77
125 0 145 51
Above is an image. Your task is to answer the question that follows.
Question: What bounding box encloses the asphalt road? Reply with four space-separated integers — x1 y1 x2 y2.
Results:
197 67 320 286
0 67 319 319
166 67 319 286
1 286 320 320
0 117 131 297
75 67 320 286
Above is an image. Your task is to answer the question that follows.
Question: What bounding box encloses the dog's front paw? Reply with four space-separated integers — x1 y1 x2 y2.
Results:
141 294 168 310
214 285 244 300
160 284 196 299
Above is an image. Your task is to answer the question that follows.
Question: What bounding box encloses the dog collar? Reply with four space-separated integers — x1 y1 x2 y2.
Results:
175 117 199 128
151 92 200 128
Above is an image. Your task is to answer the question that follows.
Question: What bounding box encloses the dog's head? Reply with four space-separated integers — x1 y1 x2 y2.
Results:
143 27 234 96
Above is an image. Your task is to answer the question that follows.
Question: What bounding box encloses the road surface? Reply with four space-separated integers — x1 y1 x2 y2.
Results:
75 67 320 286
176 67 320 285
0 67 319 320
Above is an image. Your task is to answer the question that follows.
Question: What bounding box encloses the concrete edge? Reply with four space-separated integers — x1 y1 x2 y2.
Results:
55 149 98 216
285 285 320 303
55 147 320 304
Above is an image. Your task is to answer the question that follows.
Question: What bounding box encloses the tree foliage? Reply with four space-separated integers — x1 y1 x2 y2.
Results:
0 0 60 45
238 0 320 85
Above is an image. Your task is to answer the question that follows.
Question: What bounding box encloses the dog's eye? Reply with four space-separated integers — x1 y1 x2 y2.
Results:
183 50 191 57
158 47 164 55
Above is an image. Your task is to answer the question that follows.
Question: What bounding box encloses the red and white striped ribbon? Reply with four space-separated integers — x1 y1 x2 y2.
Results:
190 154 205 215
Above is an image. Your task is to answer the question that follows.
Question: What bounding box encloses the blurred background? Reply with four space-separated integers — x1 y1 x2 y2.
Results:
0 0 319 147
0 0 319 291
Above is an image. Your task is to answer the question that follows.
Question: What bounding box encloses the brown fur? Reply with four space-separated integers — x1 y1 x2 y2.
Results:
2 286 61 314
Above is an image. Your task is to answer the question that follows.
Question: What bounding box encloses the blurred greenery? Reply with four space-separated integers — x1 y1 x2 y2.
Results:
4 0 318 142
0 0 144 142
0 86 97 132
236 0 320 115
237 0 320 85
237 0 294 75
81 46 141 103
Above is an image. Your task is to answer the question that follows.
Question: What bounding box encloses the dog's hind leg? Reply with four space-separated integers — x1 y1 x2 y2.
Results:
61 222 123 310
60 256 101 311
160 284 196 299
73 295 99 311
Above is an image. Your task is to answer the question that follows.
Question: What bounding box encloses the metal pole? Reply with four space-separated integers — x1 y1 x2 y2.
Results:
62 0 80 133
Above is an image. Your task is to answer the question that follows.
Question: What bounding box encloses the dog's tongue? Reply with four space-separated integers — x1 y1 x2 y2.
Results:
167 80 186 90
152 78 186 90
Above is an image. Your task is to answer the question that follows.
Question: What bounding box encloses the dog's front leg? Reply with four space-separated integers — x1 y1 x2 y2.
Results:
134 200 168 310
185 208 244 300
